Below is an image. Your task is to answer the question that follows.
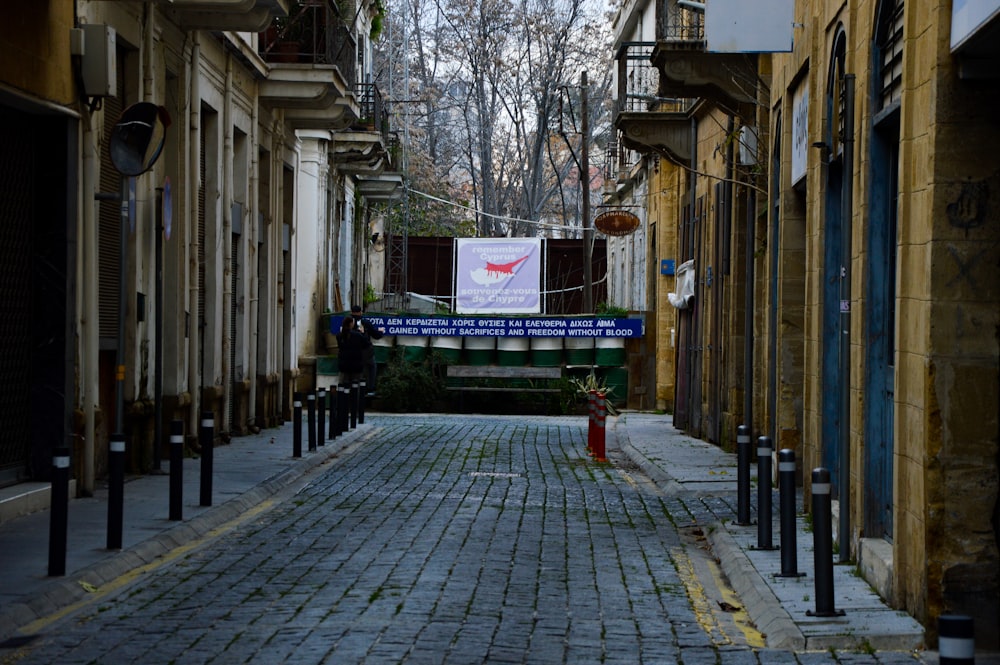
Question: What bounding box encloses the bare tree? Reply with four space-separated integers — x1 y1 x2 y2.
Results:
380 0 613 238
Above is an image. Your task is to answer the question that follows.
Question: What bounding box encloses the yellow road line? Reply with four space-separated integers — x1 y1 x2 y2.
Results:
705 555 767 648
16 499 276 636
673 545 730 646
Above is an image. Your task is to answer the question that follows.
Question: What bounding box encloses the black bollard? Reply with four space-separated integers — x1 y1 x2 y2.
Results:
47 446 70 576
307 392 317 452
169 420 184 521
329 385 339 438
358 380 366 424
777 449 803 577
338 385 349 435
317 388 326 446
807 467 844 616
350 381 359 429
107 434 126 550
199 412 214 507
939 614 974 665
756 436 776 550
737 425 752 525
292 392 303 458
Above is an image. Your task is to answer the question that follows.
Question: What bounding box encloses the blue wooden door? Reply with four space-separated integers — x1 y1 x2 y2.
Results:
864 113 899 540
822 164 843 494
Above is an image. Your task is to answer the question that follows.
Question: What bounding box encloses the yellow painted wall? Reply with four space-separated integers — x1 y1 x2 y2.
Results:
0 3 76 105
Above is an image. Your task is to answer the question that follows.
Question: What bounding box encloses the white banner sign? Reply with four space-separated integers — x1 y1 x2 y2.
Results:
454 238 542 314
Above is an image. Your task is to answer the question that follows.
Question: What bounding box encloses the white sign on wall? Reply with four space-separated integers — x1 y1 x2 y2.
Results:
791 78 809 185
706 0 795 53
951 0 1000 51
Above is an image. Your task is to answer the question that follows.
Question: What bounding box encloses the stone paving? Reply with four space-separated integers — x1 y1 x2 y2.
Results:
0 414 949 664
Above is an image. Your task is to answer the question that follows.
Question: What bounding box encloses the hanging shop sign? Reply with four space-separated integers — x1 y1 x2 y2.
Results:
594 210 641 236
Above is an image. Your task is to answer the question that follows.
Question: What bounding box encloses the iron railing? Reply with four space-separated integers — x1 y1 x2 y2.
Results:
616 42 659 114
615 41 694 117
656 0 705 43
355 83 390 142
259 0 358 88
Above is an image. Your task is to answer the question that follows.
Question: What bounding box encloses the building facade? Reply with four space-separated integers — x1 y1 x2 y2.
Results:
0 0 400 498
610 0 1000 645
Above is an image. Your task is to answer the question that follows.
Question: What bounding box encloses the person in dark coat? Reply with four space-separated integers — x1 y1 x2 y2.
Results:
351 304 384 394
336 316 371 388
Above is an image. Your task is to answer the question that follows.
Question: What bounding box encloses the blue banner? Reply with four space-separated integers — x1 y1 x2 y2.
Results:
330 315 643 338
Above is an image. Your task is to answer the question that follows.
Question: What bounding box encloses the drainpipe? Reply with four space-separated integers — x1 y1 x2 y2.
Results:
744 181 755 433
248 92 259 428
686 116 697 427
726 116 753 433
188 35 202 435
81 112 98 495
838 74 855 563
222 56 234 436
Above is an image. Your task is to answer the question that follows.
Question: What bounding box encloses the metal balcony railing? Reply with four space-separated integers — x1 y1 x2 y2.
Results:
616 42 658 114
615 41 694 116
355 83 390 143
656 0 705 43
259 0 358 88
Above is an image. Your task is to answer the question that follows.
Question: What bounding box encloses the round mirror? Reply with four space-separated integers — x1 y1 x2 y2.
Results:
109 102 171 176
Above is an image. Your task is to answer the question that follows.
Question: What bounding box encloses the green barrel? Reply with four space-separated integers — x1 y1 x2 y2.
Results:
564 336 595 365
530 336 563 367
594 337 626 367
398 335 428 362
463 336 495 365
430 336 462 363
496 337 529 367
372 336 394 363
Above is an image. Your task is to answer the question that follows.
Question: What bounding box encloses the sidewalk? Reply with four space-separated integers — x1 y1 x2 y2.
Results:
0 420 375 644
610 412 981 660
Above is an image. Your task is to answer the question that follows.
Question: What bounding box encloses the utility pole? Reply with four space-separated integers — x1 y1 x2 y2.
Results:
580 71 593 313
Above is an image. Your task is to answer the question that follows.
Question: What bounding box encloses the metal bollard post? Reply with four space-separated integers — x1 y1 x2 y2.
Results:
777 449 803 577
307 392 317 452
329 385 338 439
350 381 359 429
48 446 70 576
199 412 214 507
358 380 366 425
736 425 752 525
939 614 975 665
756 436 776 550
592 392 607 462
107 434 126 550
807 467 844 616
317 388 326 446
292 392 303 458
169 420 184 521
338 385 350 434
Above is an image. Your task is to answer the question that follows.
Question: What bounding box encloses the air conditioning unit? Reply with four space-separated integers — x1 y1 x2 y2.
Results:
76 24 117 98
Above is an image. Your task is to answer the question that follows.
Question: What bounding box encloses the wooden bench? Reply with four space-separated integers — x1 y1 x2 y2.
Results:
446 365 563 411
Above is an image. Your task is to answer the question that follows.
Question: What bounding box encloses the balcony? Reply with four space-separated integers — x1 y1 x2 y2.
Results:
258 1 359 130
333 83 392 175
613 42 692 166
167 0 291 31
650 0 757 119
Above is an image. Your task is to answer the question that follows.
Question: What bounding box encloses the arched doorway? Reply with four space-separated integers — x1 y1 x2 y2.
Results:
863 0 903 541
821 29 848 494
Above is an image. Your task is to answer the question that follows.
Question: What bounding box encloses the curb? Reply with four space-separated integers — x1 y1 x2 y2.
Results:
611 418 805 651
0 427 375 643
705 523 805 650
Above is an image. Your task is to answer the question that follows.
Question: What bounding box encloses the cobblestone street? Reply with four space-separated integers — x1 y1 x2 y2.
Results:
2 415 928 664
